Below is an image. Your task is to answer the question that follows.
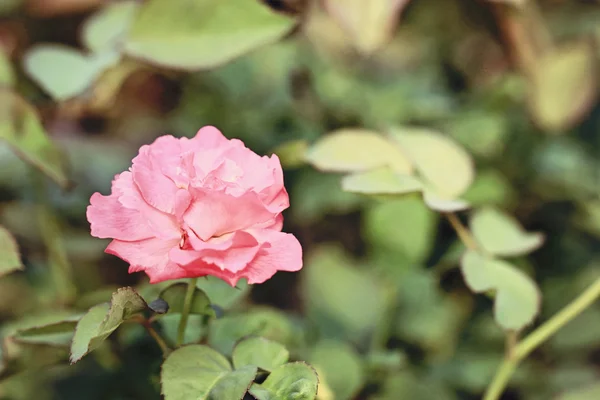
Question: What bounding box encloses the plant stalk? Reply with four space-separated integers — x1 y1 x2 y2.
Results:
176 277 198 346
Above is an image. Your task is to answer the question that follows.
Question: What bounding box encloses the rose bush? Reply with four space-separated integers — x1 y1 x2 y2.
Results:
86 126 302 285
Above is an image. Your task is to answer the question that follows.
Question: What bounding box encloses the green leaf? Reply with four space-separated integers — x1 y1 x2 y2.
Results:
0 51 14 87
306 129 412 174
0 225 23 277
462 170 515 207
14 316 79 347
422 189 470 212
529 41 597 132
310 340 364 400
232 337 289 372
161 344 256 400
125 0 296 70
70 287 148 363
0 91 69 187
197 276 249 309
208 308 302 357
470 207 544 257
303 246 386 340
460 250 541 331
557 382 600 400
390 127 474 199
158 282 215 317
248 362 319 400
341 167 423 195
272 140 309 169
82 0 140 53
23 44 119 101
364 196 437 263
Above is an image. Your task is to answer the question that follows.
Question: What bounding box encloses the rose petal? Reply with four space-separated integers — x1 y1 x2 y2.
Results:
87 192 154 241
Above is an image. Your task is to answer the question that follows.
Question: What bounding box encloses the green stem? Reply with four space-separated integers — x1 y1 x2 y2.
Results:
144 320 171 358
483 276 600 400
176 277 198 347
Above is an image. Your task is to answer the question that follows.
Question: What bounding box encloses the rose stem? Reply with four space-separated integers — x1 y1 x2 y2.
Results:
176 277 199 346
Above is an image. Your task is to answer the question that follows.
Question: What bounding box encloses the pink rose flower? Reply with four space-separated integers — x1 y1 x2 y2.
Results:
86 126 303 286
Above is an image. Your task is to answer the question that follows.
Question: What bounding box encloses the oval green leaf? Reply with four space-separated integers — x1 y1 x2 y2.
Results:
70 287 148 363
232 337 289 372
470 207 544 257
125 0 297 70
341 167 422 195
82 0 140 53
310 340 363 400
161 344 257 400
306 129 413 174
460 250 541 331
248 362 319 400
390 127 475 198
158 282 214 317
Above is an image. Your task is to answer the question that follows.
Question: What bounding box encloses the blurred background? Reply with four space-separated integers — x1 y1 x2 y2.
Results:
0 0 599 399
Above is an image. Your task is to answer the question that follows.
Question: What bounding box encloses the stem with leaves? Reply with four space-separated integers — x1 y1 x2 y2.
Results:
176 277 199 347
445 212 600 400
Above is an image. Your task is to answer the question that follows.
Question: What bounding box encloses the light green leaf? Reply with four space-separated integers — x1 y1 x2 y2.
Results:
310 340 364 400
364 197 437 263
324 0 410 54
158 282 215 317
306 129 412 174
125 0 296 70
161 345 256 400
272 140 309 169
82 0 140 53
422 189 470 212
23 44 118 101
557 382 600 400
70 287 148 363
233 337 289 372
470 207 544 257
0 225 23 277
460 250 541 331
249 362 319 400
303 246 386 340
14 316 79 347
390 127 475 198
197 276 249 309
529 41 597 132
0 91 69 187
208 308 302 357
462 170 515 207
341 167 422 194
0 51 14 87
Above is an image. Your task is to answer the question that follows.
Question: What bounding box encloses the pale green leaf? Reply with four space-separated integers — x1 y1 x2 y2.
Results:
422 189 470 212
125 0 296 70
324 0 410 54
364 197 437 263
341 167 422 194
310 340 363 400
470 207 544 256
233 337 289 372
272 139 309 169
249 362 319 400
529 41 597 132
0 91 69 187
460 250 541 331
158 282 214 317
23 44 118 101
0 225 23 277
390 127 475 198
14 316 79 347
306 129 412 174
161 344 256 400
82 0 140 53
70 287 148 363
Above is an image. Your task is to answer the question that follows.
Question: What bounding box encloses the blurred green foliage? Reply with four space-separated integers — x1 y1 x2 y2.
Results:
0 0 599 399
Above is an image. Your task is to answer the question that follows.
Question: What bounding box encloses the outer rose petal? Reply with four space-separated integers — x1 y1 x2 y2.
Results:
106 237 188 283
170 231 261 273
87 192 154 241
241 230 303 284
183 188 278 240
